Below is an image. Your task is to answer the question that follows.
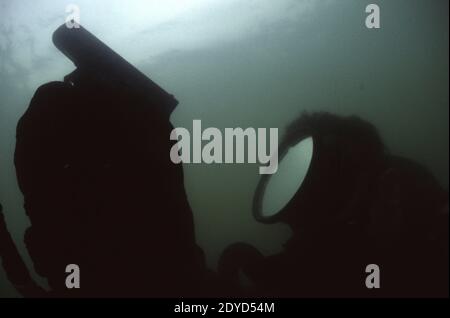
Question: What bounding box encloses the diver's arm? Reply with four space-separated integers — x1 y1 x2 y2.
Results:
0 203 46 297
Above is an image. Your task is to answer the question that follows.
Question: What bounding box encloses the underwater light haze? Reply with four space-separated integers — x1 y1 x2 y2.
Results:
0 0 448 297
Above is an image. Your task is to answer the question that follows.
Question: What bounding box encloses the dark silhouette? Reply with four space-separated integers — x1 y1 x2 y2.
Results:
9 24 208 297
1 25 447 298
220 112 449 297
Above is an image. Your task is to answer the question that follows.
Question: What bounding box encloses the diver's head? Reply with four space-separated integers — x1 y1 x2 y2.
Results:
253 112 386 233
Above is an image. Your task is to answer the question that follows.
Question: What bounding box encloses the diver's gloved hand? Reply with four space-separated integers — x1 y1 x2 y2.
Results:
218 242 265 296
